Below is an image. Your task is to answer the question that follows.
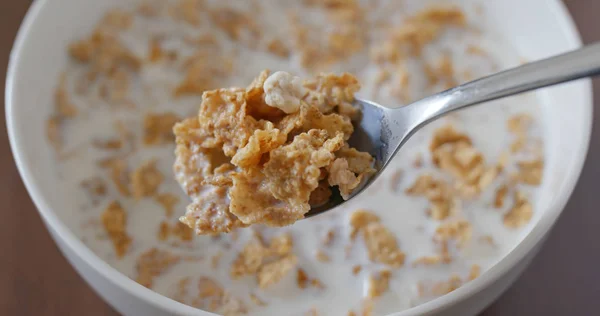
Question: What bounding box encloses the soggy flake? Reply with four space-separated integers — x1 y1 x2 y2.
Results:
131 159 164 199
257 254 298 289
144 112 181 146
503 191 533 228
135 248 180 288
101 201 131 258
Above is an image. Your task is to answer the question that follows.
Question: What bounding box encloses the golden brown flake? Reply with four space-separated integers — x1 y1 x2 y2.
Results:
503 191 533 228
137 1 163 17
267 39 290 58
68 26 141 74
249 293 267 306
297 268 309 289
55 74 78 118
311 278 325 289
315 250 331 263
173 277 191 303
93 138 123 150
131 159 164 199
412 255 444 267
494 184 508 208
259 130 344 215
185 33 218 47
155 193 180 217
158 221 193 242
80 177 107 202
143 112 181 146
372 6 466 62
516 159 543 186
174 51 233 96
169 0 204 26
434 220 472 248
179 187 244 235
323 229 335 246
99 157 131 196
468 264 481 281
100 9 133 30
136 248 180 288
405 174 456 220
466 45 488 57
363 222 405 267
257 254 298 289
431 274 463 296
158 221 170 241
101 201 131 258
309 182 333 207
424 264 482 297
209 6 260 42
507 114 532 135
194 276 225 311
291 2 367 72
220 294 248 316
98 68 133 104
424 55 457 89
430 125 499 198
46 116 62 152
172 221 194 241
268 233 294 256
374 69 391 87
349 209 381 239
230 238 270 279
430 125 471 151
479 235 496 247
366 270 392 298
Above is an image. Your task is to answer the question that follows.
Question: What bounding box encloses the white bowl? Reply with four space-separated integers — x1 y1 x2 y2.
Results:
6 0 592 315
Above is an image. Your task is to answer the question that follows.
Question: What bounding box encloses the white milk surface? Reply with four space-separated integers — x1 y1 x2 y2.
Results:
52 0 543 315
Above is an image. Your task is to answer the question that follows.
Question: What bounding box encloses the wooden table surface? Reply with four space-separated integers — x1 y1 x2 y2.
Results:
1 1 599 315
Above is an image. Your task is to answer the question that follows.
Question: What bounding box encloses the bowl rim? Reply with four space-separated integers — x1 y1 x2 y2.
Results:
6 1 592 315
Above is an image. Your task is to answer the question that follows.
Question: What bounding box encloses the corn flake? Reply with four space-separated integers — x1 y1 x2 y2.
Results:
101 201 131 258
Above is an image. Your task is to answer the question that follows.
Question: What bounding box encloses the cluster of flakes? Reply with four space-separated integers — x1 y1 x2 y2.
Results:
96 140 189 258
175 70 374 235
344 209 405 306
386 116 542 299
404 124 503 227
67 9 141 106
142 0 239 97
291 0 367 72
136 248 181 288
230 232 299 289
47 7 197 278
345 116 543 305
349 210 406 267
369 6 489 103
404 119 542 229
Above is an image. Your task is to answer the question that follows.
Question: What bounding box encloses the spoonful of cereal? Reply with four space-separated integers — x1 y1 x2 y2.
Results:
174 43 600 235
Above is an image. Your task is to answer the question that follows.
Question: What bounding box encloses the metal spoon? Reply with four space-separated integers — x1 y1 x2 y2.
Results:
306 42 600 218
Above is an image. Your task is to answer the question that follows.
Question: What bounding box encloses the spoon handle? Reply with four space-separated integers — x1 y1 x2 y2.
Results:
404 42 600 127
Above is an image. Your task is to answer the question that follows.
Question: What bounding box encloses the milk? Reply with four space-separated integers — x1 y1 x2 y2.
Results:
55 0 542 314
